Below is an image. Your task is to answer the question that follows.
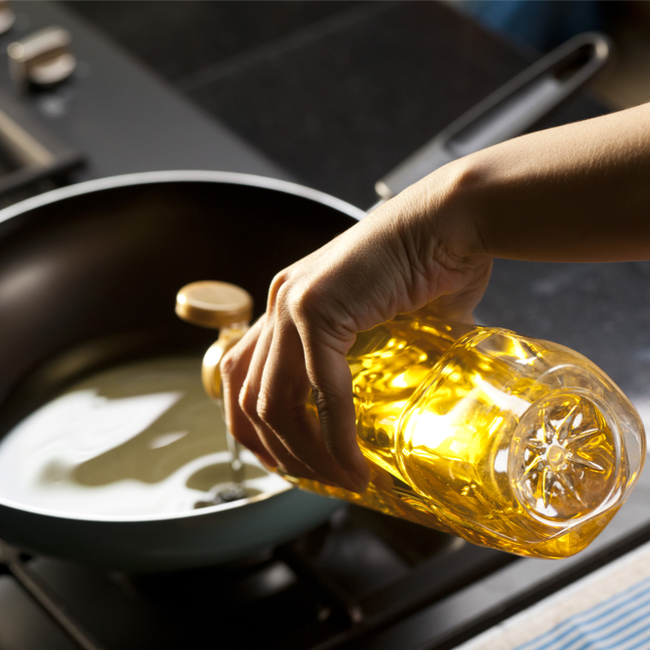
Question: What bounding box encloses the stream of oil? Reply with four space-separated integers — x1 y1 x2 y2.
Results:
0 357 287 516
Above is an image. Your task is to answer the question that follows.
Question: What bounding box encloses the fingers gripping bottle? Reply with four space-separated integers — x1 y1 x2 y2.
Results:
177 282 646 560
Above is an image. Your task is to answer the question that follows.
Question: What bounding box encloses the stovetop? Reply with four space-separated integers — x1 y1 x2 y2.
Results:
0 0 291 205
1 2 650 650
0 506 514 650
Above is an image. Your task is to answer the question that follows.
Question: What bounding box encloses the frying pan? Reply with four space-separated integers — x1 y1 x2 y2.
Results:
0 33 610 571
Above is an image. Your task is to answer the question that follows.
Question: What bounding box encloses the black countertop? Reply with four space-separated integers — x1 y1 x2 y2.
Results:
63 1 608 209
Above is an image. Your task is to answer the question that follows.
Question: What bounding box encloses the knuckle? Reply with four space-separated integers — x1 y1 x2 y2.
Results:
268 270 292 308
276 282 294 311
220 348 237 376
290 282 319 318
256 387 280 429
270 269 289 291
238 384 259 421
287 292 308 322
312 382 349 408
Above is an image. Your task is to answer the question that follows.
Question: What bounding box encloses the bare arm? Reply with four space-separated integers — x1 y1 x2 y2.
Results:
221 102 650 492
450 101 650 262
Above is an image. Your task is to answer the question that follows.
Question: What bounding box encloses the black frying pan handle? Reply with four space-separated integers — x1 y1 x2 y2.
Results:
374 31 612 202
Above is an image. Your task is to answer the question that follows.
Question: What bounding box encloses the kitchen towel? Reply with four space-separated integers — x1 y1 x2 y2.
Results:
453 539 650 650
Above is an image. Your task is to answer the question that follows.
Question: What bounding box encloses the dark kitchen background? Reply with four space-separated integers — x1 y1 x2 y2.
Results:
1 1 650 649
43 0 650 378
55 0 650 380
60 0 650 202
64 0 650 208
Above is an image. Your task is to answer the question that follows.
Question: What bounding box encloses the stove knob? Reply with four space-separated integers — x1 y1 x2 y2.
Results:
7 26 76 88
0 1 15 35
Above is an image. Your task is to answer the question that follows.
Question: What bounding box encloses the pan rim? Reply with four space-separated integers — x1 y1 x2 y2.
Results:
0 170 357 524
0 169 366 224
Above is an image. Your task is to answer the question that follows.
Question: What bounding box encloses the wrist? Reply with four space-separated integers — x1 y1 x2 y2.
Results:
417 155 491 261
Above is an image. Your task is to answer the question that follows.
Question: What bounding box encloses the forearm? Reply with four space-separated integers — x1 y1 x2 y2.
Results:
438 102 650 263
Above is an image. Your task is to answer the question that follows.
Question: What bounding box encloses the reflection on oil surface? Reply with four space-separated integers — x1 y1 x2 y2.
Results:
0 357 287 516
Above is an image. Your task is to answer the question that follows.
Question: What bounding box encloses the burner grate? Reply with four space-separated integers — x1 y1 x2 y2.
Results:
0 506 519 650
0 540 106 650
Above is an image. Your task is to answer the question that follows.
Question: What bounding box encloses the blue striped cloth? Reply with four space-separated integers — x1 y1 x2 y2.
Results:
514 575 650 650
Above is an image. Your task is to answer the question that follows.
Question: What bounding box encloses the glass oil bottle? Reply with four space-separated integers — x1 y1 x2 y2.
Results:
178 283 646 559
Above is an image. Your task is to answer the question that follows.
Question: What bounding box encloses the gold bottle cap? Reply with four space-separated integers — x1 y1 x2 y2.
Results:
175 281 253 329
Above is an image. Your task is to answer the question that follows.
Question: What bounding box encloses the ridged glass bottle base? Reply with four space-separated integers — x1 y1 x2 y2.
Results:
509 390 621 524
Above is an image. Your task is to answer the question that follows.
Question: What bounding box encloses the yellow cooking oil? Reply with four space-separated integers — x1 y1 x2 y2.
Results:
286 313 644 559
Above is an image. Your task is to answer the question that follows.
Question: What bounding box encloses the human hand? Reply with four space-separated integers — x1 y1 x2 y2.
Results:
221 168 492 492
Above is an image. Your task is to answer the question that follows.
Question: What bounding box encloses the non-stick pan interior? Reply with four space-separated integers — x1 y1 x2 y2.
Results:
0 174 360 569
0 176 360 434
